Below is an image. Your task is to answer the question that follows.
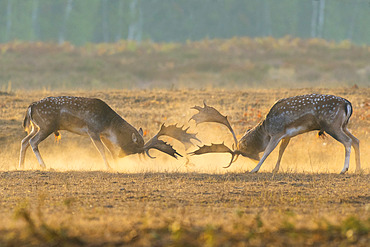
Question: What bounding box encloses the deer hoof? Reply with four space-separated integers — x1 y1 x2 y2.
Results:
340 168 348 174
250 169 259 174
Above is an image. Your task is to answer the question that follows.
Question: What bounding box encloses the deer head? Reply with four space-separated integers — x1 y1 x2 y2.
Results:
189 94 361 174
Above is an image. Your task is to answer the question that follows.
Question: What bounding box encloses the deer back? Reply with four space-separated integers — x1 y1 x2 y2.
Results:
264 94 352 136
28 96 113 131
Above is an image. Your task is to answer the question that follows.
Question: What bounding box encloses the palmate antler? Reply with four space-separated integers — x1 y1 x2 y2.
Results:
189 143 242 168
189 103 241 168
190 103 238 146
143 124 200 159
157 124 201 150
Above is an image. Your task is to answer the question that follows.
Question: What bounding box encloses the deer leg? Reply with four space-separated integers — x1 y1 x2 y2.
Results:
19 127 38 169
88 133 112 170
343 128 361 173
251 136 282 173
101 136 117 160
325 129 352 174
29 130 52 169
272 138 291 173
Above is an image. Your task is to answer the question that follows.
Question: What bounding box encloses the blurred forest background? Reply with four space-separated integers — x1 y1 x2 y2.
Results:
0 0 370 90
1 0 370 44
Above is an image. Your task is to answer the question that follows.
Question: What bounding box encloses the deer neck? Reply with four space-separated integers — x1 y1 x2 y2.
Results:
110 114 128 129
104 114 141 147
111 114 136 134
238 121 270 160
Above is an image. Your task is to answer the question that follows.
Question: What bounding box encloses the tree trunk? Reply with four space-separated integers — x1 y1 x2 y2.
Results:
32 0 40 41
347 0 360 41
115 0 124 41
263 0 272 36
5 0 12 42
137 2 143 42
310 0 319 38
59 0 73 44
128 0 143 42
317 0 325 38
101 0 109 42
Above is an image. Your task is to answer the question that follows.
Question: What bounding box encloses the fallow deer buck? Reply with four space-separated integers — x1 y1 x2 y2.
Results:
19 96 199 169
190 94 361 174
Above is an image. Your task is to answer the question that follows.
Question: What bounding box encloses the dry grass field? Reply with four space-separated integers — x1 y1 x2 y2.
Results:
2 38 370 90
0 88 369 246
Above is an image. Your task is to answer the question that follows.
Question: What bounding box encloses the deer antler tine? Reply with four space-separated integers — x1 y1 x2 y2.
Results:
223 153 240 168
153 124 199 150
233 154 240 163
160 123 165 131
144 130 183 159
145 149 156 159
190 105 202 113
223 154 236 168
174 151 182 159
230 127 238 148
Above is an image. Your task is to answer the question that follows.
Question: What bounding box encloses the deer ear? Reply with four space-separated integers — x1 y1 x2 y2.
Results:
132 133 138 144
139 128 143 136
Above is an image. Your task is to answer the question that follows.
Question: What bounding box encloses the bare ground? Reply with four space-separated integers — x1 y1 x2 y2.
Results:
0 171 369 246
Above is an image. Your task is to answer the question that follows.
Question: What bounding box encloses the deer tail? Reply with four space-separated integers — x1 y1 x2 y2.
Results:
344 100 353 126
23 106 33 133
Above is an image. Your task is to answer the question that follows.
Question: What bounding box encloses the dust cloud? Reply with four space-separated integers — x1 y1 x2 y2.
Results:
1 127 366 174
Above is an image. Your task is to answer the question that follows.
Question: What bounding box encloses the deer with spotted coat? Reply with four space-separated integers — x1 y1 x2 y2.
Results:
190 94 361 174
19 96 199 170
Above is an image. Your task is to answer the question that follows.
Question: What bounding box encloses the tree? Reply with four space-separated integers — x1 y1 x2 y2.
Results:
59 0 74 44
347 0 360 41
127 0 143 41
5 0 12 41
311 0 325 38
32 0 40 41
